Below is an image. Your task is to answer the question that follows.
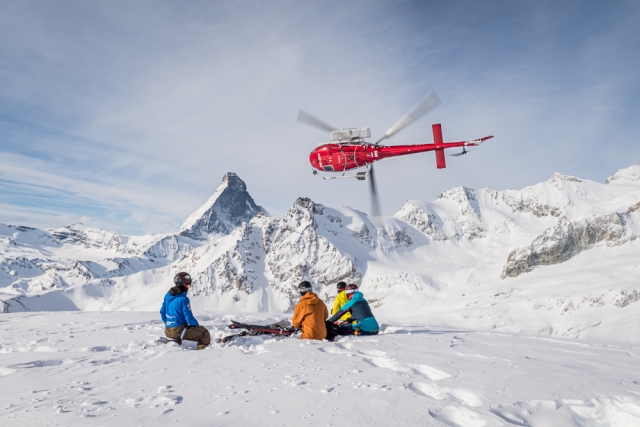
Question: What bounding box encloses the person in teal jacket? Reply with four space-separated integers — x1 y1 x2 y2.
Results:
326 284 379 340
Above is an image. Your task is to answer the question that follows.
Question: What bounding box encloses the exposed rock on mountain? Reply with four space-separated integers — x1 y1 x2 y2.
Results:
498 187 564 218
381 225 414 248
179 173 266 240
606 165 640 184
501 211 638 278
141 235 195 262
173 221 269 299
51 224 123 251
395 202 449 241
265 198 362 309
438 187 486 239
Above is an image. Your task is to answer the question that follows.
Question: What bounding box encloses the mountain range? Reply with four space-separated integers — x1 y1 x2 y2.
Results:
2 167 640 344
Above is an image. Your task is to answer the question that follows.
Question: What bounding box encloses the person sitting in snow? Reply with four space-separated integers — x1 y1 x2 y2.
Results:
331 281 352 323
326 284 379 340
291 281 328 340
160 272 211 350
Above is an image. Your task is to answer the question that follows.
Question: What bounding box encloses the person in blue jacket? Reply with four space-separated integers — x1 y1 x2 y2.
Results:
160 272 210 350
325 284 379 340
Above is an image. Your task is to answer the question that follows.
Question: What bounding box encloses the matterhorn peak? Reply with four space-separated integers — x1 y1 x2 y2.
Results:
179 173 266 240
222 172 247 191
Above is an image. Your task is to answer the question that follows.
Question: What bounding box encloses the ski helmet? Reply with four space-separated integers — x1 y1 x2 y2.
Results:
336 281 347 290
174 272 192 289
298 281 312 295
345 284 358 298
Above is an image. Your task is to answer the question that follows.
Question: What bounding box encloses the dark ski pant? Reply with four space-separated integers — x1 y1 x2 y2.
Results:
165 325 211 350
325 321 378 341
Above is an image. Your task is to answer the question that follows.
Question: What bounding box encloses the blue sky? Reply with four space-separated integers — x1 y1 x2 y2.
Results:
1 1 639 235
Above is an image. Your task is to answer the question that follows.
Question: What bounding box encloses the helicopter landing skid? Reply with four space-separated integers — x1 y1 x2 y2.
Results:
323 171 367 181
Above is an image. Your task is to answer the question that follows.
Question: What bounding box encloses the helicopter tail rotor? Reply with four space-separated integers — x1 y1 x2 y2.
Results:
450 147 469 157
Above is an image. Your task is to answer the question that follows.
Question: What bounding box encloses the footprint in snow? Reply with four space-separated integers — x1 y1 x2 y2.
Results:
361 349 387 357
409 382 482 407
8 359 65 369
364 356 413 374
359 352 452 382
488 399 630 426
0 367 16 376
333 342 352 350
318 347 355 356
411 364 450 380
430 406 496 427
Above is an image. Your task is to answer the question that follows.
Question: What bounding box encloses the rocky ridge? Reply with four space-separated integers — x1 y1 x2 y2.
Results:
179 172 265 239
501 209 639 278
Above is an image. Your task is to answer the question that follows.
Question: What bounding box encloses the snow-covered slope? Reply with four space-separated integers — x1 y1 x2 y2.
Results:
2 166 640 344
2 311 640 426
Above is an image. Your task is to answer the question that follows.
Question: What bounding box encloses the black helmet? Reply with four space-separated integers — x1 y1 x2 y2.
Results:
345 283 358 295
298 281 312 295
174 272 192 289
336 281 347 290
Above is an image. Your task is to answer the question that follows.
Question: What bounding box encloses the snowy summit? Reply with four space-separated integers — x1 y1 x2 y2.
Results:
179 172 266 239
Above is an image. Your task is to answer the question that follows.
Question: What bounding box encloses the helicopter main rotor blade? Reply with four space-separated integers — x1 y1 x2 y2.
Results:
297 110 337 133
374 91 442 145
369 165 382 221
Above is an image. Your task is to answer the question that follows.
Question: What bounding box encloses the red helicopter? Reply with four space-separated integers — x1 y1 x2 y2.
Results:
298 92 493 217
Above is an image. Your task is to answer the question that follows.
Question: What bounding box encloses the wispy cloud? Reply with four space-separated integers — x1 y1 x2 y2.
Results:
1 1 639 234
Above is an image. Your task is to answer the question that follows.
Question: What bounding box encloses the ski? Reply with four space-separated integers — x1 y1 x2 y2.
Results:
229 320 294 331
218 320 297 344
216 330 250 344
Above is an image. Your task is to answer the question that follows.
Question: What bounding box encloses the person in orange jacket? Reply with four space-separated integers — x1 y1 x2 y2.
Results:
291 281 328 340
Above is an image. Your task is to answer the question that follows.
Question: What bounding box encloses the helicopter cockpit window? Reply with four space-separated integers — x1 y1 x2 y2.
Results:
323 165 334 172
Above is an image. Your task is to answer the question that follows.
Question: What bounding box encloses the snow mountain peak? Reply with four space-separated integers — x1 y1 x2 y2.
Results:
179 173 266 240
222 172 247 191
605 165 640 185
